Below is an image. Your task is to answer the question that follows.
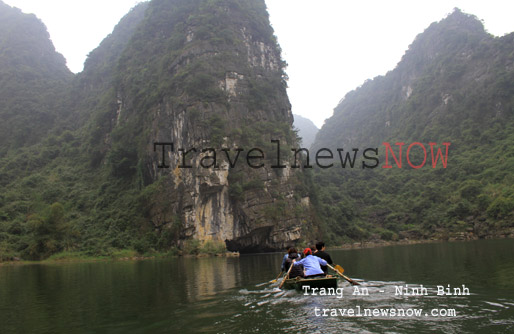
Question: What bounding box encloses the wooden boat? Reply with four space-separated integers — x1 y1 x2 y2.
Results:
282 276 338 290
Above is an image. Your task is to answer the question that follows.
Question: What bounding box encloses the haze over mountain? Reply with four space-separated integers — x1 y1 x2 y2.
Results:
0 1 72 153
293 114 318 148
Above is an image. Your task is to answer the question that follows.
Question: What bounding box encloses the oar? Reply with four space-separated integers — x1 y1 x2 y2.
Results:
270 271 283 284
327 264 360 286
278 262 294 289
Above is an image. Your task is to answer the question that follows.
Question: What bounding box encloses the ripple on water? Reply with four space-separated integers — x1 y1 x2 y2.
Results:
226 278 514 333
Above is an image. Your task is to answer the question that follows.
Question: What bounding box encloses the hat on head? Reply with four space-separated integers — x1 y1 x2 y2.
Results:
303 248 312 256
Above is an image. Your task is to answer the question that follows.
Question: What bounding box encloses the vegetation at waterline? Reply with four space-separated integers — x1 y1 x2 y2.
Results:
1 240 233 263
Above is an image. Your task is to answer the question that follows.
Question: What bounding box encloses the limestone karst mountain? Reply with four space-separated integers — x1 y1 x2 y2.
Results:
312 9 514 243
0 0 319 259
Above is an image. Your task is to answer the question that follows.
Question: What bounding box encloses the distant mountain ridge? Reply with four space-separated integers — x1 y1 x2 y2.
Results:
293 114 318 148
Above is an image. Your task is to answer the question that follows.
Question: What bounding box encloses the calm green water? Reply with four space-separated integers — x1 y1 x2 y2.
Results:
1 239 513 333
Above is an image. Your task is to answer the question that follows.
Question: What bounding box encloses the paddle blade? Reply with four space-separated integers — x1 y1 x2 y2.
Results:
270 271 283 284
334 265 344 274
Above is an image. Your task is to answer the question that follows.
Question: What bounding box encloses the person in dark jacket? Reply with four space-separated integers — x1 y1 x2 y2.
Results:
284 247 303 278
314 241 333 274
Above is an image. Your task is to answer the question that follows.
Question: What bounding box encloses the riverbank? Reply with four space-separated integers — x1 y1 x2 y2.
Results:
331 238 439 250
330 233 514 251
0 249 240 266
3 234 513 266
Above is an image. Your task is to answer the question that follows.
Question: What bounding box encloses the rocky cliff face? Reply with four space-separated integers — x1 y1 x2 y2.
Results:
87 0 318 252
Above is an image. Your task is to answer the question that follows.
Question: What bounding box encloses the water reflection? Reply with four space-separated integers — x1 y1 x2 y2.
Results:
178 256 239 301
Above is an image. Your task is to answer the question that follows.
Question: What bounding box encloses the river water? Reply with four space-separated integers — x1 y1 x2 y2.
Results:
1 239 513 333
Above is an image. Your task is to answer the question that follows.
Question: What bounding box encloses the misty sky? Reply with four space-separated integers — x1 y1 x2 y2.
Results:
3 0 514 128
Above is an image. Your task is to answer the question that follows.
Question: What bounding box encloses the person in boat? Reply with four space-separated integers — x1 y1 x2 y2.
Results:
301 245 316 259
292 248 327 278
281 245 299 272
314 241 333 274
284 247 304 279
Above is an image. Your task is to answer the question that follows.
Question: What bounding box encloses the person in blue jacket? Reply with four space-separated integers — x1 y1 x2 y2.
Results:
292 248 327 278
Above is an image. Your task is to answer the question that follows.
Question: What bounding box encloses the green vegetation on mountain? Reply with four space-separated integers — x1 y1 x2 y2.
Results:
313 9 514 244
